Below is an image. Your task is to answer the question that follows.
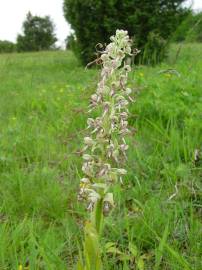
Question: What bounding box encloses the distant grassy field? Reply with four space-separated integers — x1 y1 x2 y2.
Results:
0 44 201 269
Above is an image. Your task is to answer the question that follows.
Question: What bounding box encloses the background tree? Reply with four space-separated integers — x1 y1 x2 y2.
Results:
17 12 57 52
63 0 189 65
173 11 202 42
0 40 16 53
65 33 77 50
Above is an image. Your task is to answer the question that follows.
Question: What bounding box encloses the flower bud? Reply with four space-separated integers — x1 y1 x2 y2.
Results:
84 137 94 146
116 168 127 175
82 154 93 161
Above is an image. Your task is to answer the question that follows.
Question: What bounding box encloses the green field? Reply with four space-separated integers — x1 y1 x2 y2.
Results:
0 44 201 269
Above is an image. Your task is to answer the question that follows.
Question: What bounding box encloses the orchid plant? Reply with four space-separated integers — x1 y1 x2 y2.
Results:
77 30 138 270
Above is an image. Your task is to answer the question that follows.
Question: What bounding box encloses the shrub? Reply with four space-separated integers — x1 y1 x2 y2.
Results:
0 40 16 53
173 11 202 42
63 0 188 65
186 12 202 42
142 32 168 65
65 33 77 51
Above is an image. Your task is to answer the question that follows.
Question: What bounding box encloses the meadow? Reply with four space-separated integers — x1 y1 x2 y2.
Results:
0 44 201 269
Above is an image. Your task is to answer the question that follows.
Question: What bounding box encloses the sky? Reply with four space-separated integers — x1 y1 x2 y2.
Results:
0 0 201 46
0 0 71 47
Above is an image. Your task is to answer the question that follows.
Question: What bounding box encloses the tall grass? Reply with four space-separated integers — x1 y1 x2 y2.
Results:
0 44 201 269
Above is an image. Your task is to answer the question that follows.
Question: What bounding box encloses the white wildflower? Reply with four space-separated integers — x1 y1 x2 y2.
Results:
79 29 137 213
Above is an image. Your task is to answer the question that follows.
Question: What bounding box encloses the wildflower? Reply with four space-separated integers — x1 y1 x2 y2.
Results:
116 168 127 175
84 137 94 146
82 154 93 161
79 30 136 213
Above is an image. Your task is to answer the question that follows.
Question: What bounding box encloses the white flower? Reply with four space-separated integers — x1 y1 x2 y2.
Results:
116 168 127 175
79 29 137 212
80 178 90 184
84 137 94 146
82 154 93 161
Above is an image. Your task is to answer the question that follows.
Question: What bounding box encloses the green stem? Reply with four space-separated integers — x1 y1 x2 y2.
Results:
91 198 104 235
77 199 104 270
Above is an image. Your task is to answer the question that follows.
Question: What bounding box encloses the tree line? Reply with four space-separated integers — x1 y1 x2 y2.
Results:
0 2 202 65
63 0 202 65
0 12 57 53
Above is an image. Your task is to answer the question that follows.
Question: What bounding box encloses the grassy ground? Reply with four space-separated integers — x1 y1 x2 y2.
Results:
0 44 201 269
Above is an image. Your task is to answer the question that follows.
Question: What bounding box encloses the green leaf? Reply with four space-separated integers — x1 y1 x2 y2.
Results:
84 221 103 270
106 246 123 255
91 198 103 234
118 254 132 261
129 242 138 257
163 242 191 270
154 223 169 270
137 257 144 270
105 242 116 250
77 259 84 270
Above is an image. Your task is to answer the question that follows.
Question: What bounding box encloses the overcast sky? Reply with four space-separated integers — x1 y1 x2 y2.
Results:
0 0 201 46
